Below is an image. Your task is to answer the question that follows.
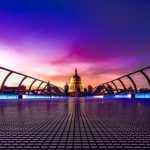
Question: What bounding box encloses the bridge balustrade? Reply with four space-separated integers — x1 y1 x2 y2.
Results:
93 66 150 95
0 66 64 95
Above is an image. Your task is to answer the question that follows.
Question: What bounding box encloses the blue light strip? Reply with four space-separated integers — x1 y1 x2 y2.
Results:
51 96 64 98
92 95 104 99
0 94 18 99
0 94 150 100
114 94 131 98
22 95 65 99
23 95 51 99
92 94 132 99
135 93 150 98
103 94 131 99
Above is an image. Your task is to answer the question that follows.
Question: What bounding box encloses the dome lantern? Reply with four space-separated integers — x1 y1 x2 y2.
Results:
75 68 77 75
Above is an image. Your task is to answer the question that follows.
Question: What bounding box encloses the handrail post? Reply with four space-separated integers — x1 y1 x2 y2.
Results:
127 75 137 93
28 79 37 94
111 81 119 93
17 76 27 94
118 79 127 93
36 81 44 94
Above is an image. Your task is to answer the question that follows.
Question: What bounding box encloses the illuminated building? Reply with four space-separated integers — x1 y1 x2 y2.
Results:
69 68 84 96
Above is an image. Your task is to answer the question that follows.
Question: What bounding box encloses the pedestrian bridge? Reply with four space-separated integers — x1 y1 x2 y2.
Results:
0 66 150 98
0 66 150 149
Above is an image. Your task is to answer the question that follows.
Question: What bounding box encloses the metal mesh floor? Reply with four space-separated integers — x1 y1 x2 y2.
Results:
0 98 150 149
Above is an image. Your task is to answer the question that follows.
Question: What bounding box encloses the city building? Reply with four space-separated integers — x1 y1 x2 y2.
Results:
69 68 84 96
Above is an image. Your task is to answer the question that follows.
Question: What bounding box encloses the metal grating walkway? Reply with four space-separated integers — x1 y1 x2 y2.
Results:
0 98 150 149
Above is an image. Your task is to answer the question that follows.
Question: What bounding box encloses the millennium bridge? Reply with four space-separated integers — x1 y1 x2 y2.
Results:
0 66 150 149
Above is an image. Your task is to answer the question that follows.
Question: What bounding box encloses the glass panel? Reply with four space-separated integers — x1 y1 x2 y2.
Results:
107 82 117 93
113 80 124 90
39 82 47 90
130 72 149 90
5 73 24 87
143 68 150 80
0 69 10 88
121 77 134 89
31 80 42 90
21 77 35 90
107 82 116 89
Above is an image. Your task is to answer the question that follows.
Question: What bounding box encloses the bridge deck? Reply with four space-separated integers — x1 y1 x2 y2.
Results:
0 98 150 149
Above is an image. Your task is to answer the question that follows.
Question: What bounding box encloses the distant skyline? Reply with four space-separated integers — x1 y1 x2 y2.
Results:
0 0 150 87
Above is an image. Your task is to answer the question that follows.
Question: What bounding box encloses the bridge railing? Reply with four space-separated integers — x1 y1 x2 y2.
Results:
0 66 64 95
93 66 150 95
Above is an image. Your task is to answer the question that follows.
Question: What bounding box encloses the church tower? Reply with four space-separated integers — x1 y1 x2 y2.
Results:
69 68 84 96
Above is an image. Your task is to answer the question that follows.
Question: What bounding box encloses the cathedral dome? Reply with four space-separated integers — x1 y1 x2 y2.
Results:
71 68 81 82
69 68 84 96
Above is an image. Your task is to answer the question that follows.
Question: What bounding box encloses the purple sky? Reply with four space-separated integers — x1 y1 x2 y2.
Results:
0 0 150 87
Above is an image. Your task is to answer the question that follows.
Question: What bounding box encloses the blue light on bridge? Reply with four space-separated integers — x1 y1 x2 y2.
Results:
93 95 104 99
23 95 51 99
135 93 150 99
104 94 131 99
114 94 131 98
0 94 18 99
51 96 63 98
22 95 65 99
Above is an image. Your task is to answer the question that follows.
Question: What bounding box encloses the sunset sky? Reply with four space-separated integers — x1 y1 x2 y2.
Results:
0 0 150 88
